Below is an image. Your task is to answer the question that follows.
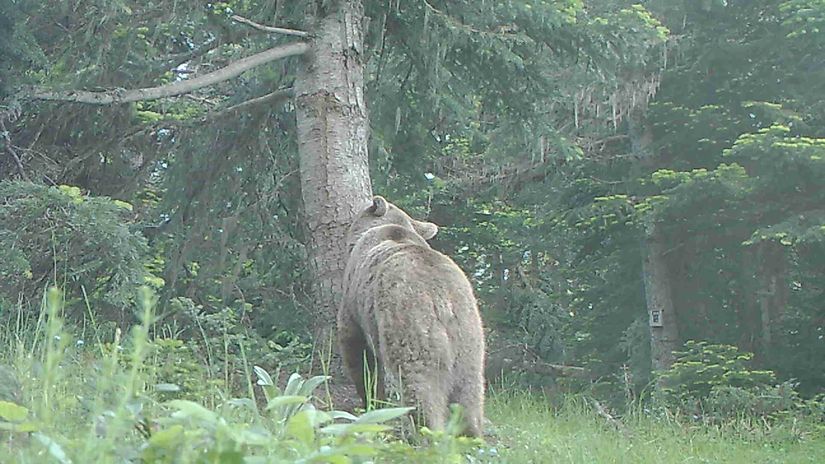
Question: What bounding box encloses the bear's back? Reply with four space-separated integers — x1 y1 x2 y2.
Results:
346 223 469 296
343 224 478 338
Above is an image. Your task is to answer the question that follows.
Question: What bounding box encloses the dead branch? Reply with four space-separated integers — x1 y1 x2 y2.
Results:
24 42 309 105
487 343 589 379
592 399 626 433
0 119 29 181
150 38 219 75
208 87 294 119
137 88 294 133
115 88 294 147
231 14 310 38
529 362 588 378
515 265 535 292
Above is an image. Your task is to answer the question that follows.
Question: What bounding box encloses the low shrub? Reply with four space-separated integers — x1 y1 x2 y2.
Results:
0 181 151 322
656 340 813 422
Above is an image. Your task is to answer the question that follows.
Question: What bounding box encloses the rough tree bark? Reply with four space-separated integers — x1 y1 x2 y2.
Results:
630 110 680 372
642 226 680 371
758 242 787 353
294 0 372 355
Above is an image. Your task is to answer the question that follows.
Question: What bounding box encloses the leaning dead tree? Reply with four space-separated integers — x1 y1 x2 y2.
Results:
18 1 373 356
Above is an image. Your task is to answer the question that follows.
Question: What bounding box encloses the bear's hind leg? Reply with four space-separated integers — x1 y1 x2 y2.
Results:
450 376 485 437
339 322 375 408
403 372 449 433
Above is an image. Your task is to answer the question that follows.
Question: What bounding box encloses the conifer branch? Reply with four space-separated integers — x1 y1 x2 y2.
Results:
211 88 295 118
150 38 220 75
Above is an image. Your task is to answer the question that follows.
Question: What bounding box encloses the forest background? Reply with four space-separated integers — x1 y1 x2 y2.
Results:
1 0 824 462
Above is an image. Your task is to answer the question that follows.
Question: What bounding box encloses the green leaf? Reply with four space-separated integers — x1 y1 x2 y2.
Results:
285 410 315 445
253 365 274 386
154 383 181 392
225 398 257 413
57 184 84 203
166 400 219 423
228 428 271 446
0 420 38 432
205 450 244 464
353 406 415 424
265 395 307 411
33 433 72 464
299 375 330 396
254 365 281 403
283 372 304 396
329 410 359 422
0 400 29 422
307 455 352 464
112 199 133 211
335 443 379 456
319 423 393 436
147 424 184 448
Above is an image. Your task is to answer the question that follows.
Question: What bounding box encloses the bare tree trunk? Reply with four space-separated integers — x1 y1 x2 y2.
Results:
758 242 787 355
295 0 372 356
642 227 680 371
630 109 680 373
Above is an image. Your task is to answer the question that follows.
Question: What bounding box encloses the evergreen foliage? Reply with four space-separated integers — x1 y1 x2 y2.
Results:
0 2 824 454
0 181 149 320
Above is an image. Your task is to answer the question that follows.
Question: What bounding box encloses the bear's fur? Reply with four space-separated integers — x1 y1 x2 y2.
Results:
338 196 485 436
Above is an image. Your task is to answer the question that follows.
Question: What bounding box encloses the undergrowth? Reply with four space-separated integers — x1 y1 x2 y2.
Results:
0 287 480 463
1 287 823 463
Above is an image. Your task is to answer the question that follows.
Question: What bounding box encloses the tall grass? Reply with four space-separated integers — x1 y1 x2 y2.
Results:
486 389 825 463
0 287 473 463
1 287 171 462
1 289 823 463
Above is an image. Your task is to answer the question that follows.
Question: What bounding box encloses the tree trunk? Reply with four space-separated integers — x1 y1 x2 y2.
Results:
295 0 372 356
630 109 680 372
642 226 680 372
758 242 787 355
740 247 760 353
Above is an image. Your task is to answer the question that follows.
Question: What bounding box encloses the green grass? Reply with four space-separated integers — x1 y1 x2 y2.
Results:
486 391 825 463
1 289 824 463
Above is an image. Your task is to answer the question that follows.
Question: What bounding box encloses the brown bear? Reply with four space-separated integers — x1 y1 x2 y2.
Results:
338 196 485 437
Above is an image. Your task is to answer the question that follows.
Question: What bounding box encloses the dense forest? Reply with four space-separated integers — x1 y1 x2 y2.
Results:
1 0 824 462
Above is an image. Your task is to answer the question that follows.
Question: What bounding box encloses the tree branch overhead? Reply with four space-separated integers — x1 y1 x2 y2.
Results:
25 42 309 105
231 15 310 38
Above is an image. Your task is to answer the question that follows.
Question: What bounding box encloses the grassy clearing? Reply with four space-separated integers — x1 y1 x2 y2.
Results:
486 391 825 463
1 290 823 463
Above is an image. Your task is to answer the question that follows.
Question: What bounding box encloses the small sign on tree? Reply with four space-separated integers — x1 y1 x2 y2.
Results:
650 309 663 327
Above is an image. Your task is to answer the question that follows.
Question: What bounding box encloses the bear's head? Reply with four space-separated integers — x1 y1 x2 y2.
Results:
347 196 438 250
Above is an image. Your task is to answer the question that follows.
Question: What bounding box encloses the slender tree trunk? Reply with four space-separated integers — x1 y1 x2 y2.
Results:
642 226 680 371
295 0 372 356
758 242 787 355
630 109 680 372
740 247 759 353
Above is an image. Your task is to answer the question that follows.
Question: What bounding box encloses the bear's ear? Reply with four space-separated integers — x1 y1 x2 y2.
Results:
413 220 438 240
367 196 388 217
